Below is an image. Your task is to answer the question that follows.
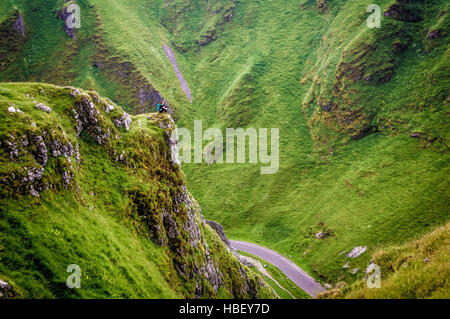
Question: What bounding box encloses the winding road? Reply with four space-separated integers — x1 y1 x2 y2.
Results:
230 240 326 298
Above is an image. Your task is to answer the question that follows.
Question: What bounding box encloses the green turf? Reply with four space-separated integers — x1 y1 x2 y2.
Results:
320 223 450 299
0 0 448 298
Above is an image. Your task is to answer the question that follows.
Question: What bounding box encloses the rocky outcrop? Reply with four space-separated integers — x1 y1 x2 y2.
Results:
127 176 265 298
1 83 273 299
205 219 258 269
0 280 14 299
206 220 232 248
195 3 235 48
124 113 271 298
113 112 132 131
147 113 180 166
302 12 417 146
0 128 80 198
58 0 78 39
72 93 111 144
53 5 171 115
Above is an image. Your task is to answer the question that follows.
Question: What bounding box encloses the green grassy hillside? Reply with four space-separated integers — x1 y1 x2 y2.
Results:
320 223 449 299
175 0 449 289
0 82 274 298
0 0 191 114
0 0 448 298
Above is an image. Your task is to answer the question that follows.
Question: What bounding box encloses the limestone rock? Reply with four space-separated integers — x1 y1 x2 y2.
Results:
347 246 367 258
73 95 110 144
148 113 180 166
36 103 51 113
206 220 231 247
113 112 132 131
58 0 78 39
0 280 13 299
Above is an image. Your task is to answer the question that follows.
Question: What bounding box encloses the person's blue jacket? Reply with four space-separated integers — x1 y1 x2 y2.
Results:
156 103 162 112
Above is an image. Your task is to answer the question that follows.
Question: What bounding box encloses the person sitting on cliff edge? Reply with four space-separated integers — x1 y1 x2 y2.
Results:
156 102 168 113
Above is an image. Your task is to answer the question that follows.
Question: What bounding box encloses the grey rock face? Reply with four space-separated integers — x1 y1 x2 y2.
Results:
23 167 45 197
148 113 180 166
23 167 45 184
147 178 261 298
49 140 74 159
6 140 19 160
33 136 48 166
206 219 248 261
198 249 223 294
113 112 132 131
204 218 263 297
206 220 231 247
163 211 180 240
62 171 72 188
177 186 202 248
2 123 81 197
73 95 110 144
58 0 78 39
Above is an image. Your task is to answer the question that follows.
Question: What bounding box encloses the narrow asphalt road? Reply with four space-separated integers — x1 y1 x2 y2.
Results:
230 240 326 298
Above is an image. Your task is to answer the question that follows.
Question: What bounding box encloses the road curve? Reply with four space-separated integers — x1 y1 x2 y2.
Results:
230 240 326 298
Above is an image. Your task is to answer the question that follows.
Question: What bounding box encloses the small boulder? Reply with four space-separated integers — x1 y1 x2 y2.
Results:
36 103 51 113
7 103 20 113
315 231 330 239
105 104 114 113
347 246 367 258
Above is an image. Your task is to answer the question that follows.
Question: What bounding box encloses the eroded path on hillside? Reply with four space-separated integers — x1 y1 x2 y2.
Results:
231 240 326 298
163 45 192 102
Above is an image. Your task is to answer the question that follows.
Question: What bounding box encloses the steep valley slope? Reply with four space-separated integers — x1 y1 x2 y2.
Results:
0 0 449 298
